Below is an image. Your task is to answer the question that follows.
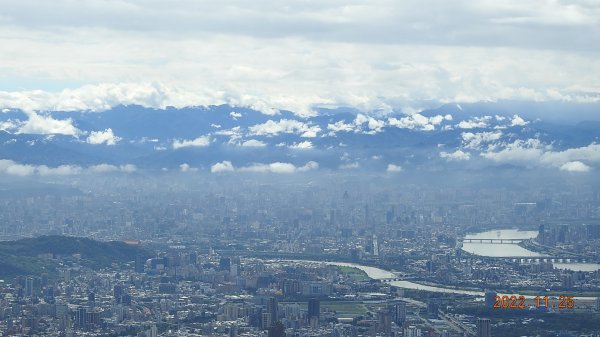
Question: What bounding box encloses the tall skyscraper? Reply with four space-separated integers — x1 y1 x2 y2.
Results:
391 301 407 326
75 306 88 330
261 312 272 330
268 321 286 337
308 299 320 320
135 254 145 273
229 325 238 337
45 286 55 304
25 277 34 298
267 297 278 322
220 257 231 271
477 318 491 337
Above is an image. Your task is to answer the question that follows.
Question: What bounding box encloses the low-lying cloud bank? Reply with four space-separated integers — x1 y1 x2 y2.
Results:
440 136 598 172
211 161 319 174
0 160 137 176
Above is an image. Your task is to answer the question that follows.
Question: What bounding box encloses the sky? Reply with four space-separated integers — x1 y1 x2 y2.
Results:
0 0 599 115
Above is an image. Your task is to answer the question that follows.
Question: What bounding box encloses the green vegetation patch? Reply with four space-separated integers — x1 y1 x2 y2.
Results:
322 301 368 318
337 266 371 282
0 235 152 277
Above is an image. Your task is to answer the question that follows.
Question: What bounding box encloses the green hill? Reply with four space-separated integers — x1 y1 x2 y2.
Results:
0 235 152 277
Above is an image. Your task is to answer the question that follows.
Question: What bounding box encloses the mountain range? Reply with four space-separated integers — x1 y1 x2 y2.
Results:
0 101 599 175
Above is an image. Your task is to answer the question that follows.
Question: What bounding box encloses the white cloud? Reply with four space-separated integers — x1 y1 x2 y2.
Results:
0 120 21 132
0 2 598 116
289 141 313 149
86 128 121 145
215 126 243 143
239 162 297 174
560 161 590 172
297 161 319 172
119 164 137 173
0 160 137 176
240 139 267 147
354 114 385 134
480 139 546 166
456 116 492 129
388 113 449 131
37 165 82 176
440 150 471 161
211 161 235 173
216 161 319 173
327 120 355 133
339 162 360 169
172 135 211 149
179 163 198 172
89 163 119 173
481 140 600 171
17 110 80 136
540 143 600 167
387 164 402 172
0 160 81 176
510 114 529 127
89 163 136 173
461 131 503 150
0 160 36 176
230 111 242 119
248 119 320 138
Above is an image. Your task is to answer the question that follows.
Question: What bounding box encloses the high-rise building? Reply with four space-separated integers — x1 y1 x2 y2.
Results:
403 325 421 337
389 301 407 326
562 274 574 289
25 277 34 298
147 325 158 337
135 254 145 273
229 325 238 337
267 297 278 321
267 321 286 337
114 284 124 301
220 257 231 271
477 318 491 337
88 292 96 307
45 287 55 304
75 306 88 330
308 299 320 320
330 209 336 227
427 300 439 319
485 291 497 309
377 309 391 334
261 312 272 329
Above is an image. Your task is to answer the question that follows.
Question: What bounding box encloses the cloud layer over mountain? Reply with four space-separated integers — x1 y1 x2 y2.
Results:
0 1 598 116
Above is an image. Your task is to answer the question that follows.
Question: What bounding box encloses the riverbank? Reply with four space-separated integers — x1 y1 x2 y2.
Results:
308 260 600 299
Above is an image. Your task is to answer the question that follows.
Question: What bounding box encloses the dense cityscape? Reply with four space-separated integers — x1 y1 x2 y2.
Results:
1 1 600 336
1 174 599 336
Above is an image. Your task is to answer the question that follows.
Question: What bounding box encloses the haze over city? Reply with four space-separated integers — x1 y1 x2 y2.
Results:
0 1 599 337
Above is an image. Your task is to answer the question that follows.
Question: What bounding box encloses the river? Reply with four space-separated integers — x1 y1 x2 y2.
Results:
461 229 543 257
462 229 600 271
317 261 596 300
281 229 599 297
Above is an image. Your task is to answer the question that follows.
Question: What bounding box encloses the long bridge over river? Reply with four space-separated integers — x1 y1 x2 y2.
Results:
459 238 525 244
458 237 592 262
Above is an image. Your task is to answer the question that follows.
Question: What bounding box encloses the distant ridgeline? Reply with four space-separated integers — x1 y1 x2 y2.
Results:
0 235 152 277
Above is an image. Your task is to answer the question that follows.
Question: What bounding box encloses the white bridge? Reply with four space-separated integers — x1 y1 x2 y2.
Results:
460 238 525 244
